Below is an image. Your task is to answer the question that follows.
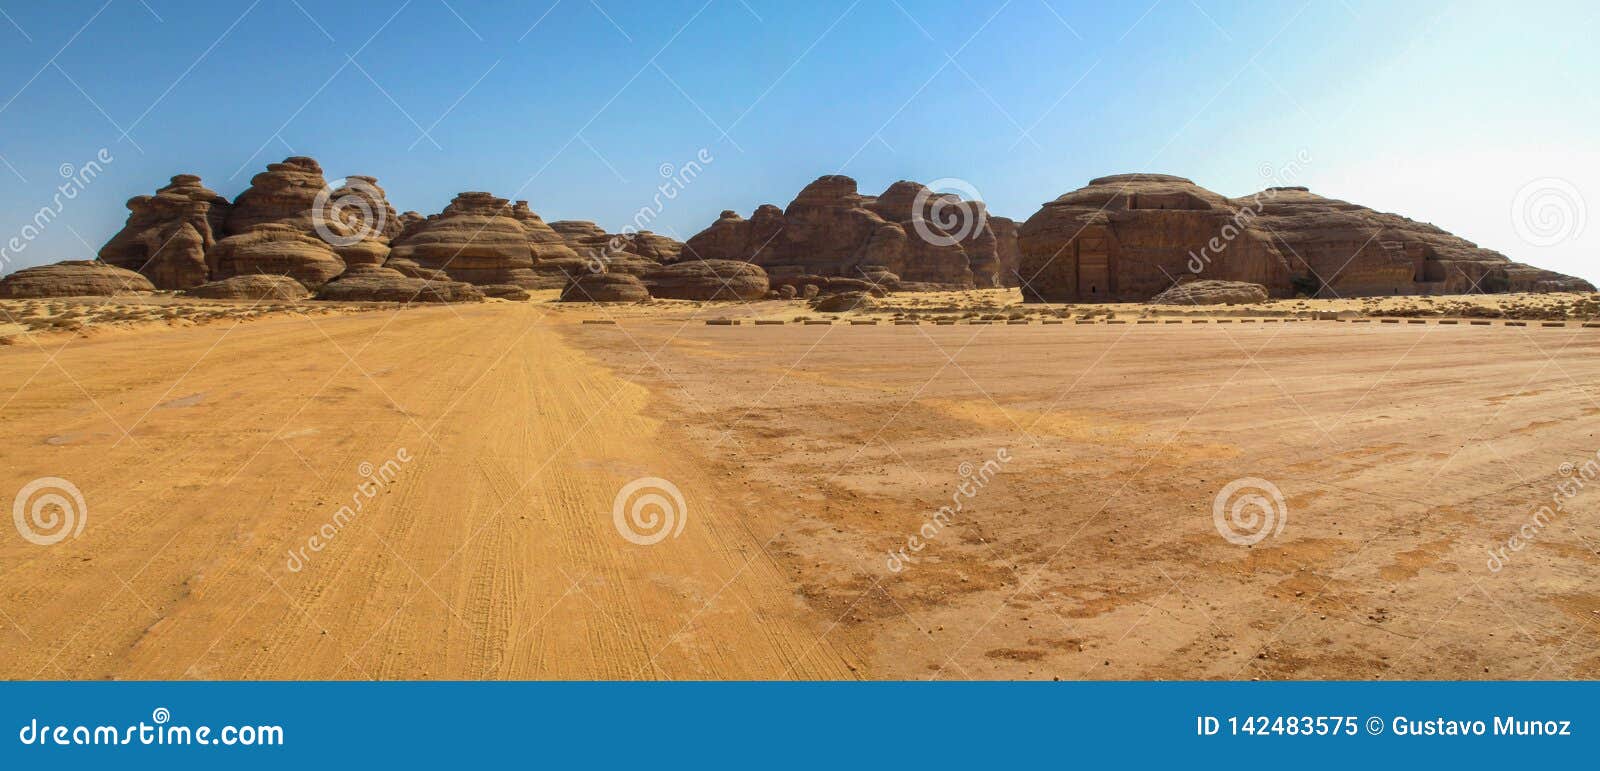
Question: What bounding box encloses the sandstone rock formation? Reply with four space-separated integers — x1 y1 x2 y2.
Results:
510 204 591 289
1018 174 1594 303
546 219 676 281
385 257 451 282
314 265 484 303
682 175 1004 290
332 238 389 268
207 224 346 290
224 156 332 234
559 272 650 303
1017 174 1291 303
98 174 230 289
864 180 993 287
990 216 1021 287
396 211 428 240
183 274 310 301
643 259 768 301
1240 186 1595 296
766 273 888 298
622 231 684 263
1148 280 1269 305
810 291 877 313
388 193 538 287
331 175 402 241
479 284 531 301
0 260 156 298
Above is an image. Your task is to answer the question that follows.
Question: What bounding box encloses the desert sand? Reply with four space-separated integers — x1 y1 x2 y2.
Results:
1 290 1597 679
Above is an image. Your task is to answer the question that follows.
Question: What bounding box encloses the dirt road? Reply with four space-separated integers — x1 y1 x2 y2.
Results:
0 303 858 679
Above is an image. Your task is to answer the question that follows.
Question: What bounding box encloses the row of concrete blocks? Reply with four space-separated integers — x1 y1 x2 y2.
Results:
1345 319 1586 327
689 318 1317 326
578 318 1594 328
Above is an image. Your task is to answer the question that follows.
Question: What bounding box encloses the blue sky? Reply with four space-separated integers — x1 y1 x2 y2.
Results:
1 0 1595 283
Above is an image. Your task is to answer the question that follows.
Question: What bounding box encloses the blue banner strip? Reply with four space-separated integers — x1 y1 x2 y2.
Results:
2 682 1593 768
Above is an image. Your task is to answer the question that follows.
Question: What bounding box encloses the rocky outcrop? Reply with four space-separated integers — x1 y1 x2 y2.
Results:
385 257 450 282
388 192 539 288
207 224 346 290
479 284 531 301
559 272 651 303
333 237 390 267
224 156 331 235
546 219 673 282
98 174 230 289
184 274 311 301
314 265 484 303
0 260 156 298
810 291 877 313
1018 174 1293 303
1148 280 1269 305
510 204 591 289
766 272 889 298
622 231 684 263
643 259 768 301
683 175 1003 290
331 175 402 241
396 211 428 240
990 216 1021 287
864 180 991 287
1018 174 1594 303
1239 186 1596 296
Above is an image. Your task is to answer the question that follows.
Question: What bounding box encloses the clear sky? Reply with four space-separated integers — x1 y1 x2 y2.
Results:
0 0 1595 283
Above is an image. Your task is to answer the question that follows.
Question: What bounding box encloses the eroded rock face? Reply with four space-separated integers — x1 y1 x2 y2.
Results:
545 219 675 283
388 192 538 288
864 180 991 287
810 291 877 313
314 265 484 303
643 259 768 301
1018 174 1293 303
184 274 311 301
99 175 230 289
332 175 402 241
333 238 390 268
1018 174 1595 303
683 175 1000 290
623 231 684 263
479 284 531 301
0 260 156 298
1148 280 1269 305
225 156 331 235
990 216 1021 287
766 273 888 298
511 204 591 289
1239 187 1596 296
559 272 650 303
207 224 346 290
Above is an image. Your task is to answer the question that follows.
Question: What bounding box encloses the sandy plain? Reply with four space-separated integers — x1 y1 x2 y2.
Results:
1 289 1597 679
